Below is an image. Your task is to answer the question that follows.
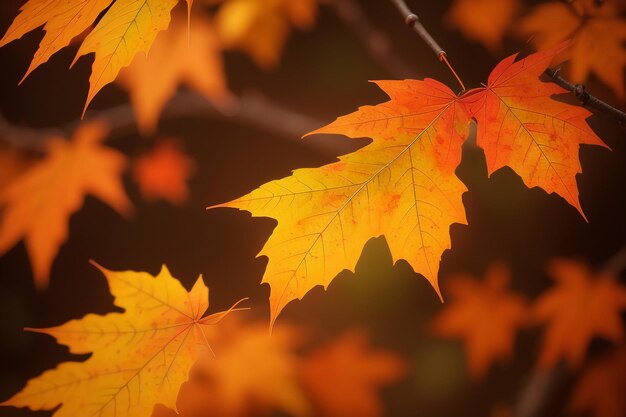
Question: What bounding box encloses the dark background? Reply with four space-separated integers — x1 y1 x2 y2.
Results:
1 0 625 416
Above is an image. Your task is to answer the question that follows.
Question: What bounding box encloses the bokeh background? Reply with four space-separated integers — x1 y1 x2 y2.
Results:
0 0 625 416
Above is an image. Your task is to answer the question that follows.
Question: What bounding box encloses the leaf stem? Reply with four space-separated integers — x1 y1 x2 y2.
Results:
389 0 466 93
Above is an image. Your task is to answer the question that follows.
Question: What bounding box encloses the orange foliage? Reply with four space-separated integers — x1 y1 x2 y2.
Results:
119 12 231 135
133 139 196 206
431 264 528 379
2 262 242 417
170 317 311 417
516 0 626 98
214 0 317 68
569 348 626 417
0 122 131 288
461 43 607 218
300 330 406 417
445 0 520 51
533 259 626 369
216 44 606 327
0 0 182 114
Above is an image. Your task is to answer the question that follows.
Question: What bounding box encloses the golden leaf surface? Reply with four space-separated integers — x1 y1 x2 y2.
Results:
214 78 470 327
533 259 626 369
0 121 131 288
213 45 607 328
516 0 626 98
1 0 181 114
431 264 528 379
1 262 240 417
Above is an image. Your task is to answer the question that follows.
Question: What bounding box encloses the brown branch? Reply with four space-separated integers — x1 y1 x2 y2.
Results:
388 0 625 124
0 91 332 154
323 0 416 79
388 0 465 92
545 67 626 125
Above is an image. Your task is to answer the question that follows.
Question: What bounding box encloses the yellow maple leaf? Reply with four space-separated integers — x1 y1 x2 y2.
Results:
516 0 626 98
532 259 626 369
212 79 469 327
119 12 231 135
0 121 131 288
214 0 317 69
1 262 242 417
1 0 182 114
445 0 521 51
431 264 528 379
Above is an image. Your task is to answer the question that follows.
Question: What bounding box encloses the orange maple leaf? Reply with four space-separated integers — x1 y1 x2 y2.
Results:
532 259 626 369
214 44 606 328
569 347 626 417
0 121 131 288
214 0 317 69
445 0 521 51
299 330 406 417
1 262 243 417
0 0 182 114
119 12 231 135
156 316 311 417
516 0 626 98
461 43 607 218
431 264 528 379
133 139 196 206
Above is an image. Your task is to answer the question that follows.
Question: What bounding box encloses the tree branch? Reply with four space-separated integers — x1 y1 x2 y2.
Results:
388 0 625 123
544 67 626 125
324 0 416 79
0 91 332 154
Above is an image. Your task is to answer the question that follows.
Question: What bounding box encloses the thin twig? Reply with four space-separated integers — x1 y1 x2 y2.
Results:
545 67 626 125
388 0 465 93
0 91 331 154
324 0 416 79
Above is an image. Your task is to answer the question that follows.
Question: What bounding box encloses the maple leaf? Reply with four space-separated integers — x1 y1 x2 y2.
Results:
461 43 607 218
516 0 626 98
0 121 131 288
133 139 196 205
214 0 317 69
532 259 626 369
213 44 606 328
156 316 311 417
445 0 521 51
569 347 626 417
119 12 231 135
299 330 406 417
1 262 242 417
213 78 470 327
0 0 182 114
430 263 528 379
